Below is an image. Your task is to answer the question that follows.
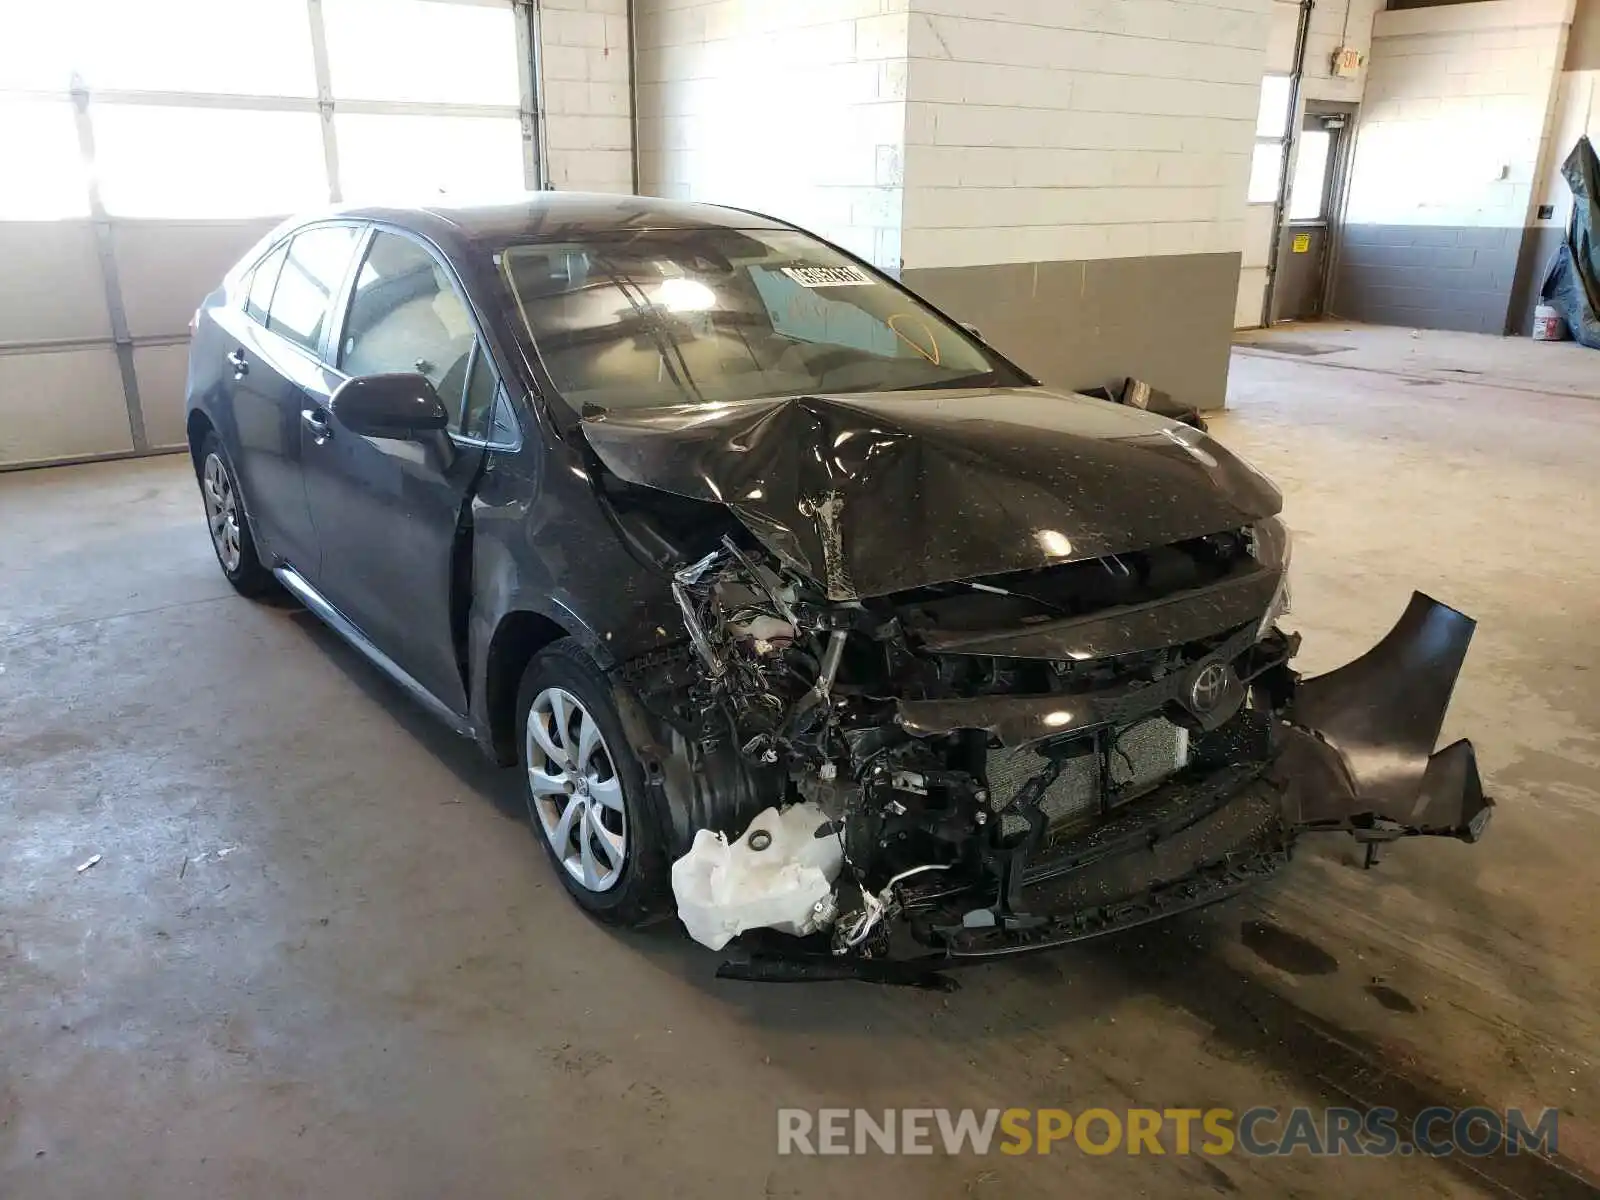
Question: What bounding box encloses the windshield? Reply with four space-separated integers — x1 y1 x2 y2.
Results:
498 227 1022 411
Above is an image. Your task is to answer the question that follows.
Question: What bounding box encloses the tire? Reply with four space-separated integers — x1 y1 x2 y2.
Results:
196 432 276 598
516 639 671 927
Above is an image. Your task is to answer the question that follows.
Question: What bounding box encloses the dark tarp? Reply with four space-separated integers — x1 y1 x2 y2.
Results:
1540 136 1600 350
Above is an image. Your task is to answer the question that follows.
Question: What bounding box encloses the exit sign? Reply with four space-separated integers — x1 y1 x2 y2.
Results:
1332 46 1365 78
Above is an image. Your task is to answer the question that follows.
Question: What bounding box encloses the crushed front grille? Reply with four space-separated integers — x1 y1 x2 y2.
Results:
988 718 1190 837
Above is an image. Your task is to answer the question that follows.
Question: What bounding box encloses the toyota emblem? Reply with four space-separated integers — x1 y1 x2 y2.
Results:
1189 662 1230 713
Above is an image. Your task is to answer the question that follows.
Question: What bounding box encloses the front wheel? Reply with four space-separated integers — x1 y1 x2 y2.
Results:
516 640 671 927
197 433 275 598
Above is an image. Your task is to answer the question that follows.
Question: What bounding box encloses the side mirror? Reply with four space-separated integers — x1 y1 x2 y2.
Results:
330 373 450 439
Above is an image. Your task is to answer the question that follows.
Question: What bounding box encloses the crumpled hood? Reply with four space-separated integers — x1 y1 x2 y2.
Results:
580 387 1282 600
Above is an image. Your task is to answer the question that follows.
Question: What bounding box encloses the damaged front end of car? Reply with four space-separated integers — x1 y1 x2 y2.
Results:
587 392 1492 988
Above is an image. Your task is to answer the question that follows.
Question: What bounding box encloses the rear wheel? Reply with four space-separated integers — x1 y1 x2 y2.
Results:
516 640 670 927
197 433 275 598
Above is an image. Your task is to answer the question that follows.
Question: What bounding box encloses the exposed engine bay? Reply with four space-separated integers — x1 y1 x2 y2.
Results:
617 522 1490 987
583 389 1494 988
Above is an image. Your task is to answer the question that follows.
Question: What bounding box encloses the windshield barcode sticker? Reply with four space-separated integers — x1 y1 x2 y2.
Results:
782 265 873 288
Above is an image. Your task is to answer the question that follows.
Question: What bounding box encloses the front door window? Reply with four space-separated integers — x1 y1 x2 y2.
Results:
340 230 479 428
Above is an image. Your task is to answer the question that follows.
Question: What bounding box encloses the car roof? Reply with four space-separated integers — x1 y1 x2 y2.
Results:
330 192 793 247
226 192 800 290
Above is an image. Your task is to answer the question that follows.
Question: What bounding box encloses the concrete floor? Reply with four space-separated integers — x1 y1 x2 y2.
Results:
3 328 1599 1197
1235 321 1600 402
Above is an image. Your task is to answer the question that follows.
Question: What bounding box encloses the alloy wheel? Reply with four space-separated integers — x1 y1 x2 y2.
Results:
525 687 628 892
202 453 243 573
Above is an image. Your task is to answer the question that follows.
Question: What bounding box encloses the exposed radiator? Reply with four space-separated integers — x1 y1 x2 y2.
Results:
988 718 1190 836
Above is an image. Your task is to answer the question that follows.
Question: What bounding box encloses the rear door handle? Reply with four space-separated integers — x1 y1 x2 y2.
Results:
227 348 248 377
301 407 332 444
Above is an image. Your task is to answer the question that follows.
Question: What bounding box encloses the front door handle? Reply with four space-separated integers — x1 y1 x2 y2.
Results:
227 348 248 378
301 407 332 444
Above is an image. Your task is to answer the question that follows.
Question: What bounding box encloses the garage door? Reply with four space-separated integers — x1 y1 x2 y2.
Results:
1235 0 1306 330
0 0 538 470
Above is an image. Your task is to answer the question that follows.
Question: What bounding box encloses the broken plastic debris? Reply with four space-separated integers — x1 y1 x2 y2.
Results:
76 854 101 873
670 803 844 951
1122 378 1154 409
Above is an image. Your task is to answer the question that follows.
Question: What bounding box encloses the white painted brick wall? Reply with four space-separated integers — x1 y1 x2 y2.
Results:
541 0 635 193
900 0 1276 270
633 0 910 269
1346 0 1575 228
1301 0 1384 102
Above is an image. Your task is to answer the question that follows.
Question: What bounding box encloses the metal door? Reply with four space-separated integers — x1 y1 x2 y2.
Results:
207 243 324 573
298 227 489 716
1272 108 1351 322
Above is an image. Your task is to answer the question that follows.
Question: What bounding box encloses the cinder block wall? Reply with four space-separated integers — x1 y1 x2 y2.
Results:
633 0 909 268
1333 0 1575 333
1510 0 1600 333
540 0 635 192
1303 0 1385 105
896 0 1275 408
630 0 1278 410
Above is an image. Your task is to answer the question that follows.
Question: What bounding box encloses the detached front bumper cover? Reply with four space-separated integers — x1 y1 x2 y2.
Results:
714 592 1493 988
1279 591 1492 844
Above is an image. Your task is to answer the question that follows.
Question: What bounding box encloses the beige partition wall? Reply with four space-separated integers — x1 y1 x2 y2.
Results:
1333 0 1575 332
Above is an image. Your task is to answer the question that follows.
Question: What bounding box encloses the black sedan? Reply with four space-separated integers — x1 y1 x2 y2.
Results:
185 194 1491 987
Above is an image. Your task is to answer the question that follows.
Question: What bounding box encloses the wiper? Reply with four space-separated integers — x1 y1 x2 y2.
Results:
587 248 706 405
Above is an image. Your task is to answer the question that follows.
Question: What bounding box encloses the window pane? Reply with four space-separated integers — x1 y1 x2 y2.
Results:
1288 130 1333 221
94 106 328 218
0 100 91 219
480 392 512 448
500 230 999 412
340 232 476 418
76 0 316 95
1256 75 1293 139
335 114 526 204
246 245 289 323
1247 142 1284 205
270 225 360 354
750 268 901 357
486 388 518 445
462 347 498 438
323 0 520 105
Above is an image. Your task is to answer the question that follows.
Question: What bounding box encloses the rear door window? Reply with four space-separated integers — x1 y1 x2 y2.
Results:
268 225 360 356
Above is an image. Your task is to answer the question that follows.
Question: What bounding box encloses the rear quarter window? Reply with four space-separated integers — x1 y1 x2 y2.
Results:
244 244 288 324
